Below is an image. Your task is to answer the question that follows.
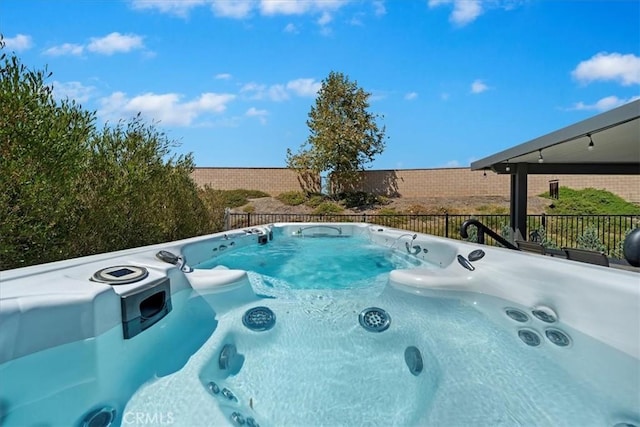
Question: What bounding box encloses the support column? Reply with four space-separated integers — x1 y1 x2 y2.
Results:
510 164 528 241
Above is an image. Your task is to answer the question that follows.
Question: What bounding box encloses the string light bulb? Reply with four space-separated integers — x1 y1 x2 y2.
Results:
538 150 544 164
587 134 595 151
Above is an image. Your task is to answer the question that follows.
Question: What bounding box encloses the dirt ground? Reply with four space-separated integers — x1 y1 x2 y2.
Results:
236 195 552 215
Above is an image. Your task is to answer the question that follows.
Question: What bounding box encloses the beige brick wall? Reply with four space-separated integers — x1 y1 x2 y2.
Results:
191 167 640 203
191 167 312 196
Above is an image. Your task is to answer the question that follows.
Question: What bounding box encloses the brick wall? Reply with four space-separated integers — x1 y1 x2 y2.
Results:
191 167 313 195
191 167 640 203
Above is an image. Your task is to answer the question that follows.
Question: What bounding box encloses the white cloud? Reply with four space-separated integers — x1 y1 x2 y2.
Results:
242 78 320 101
373 1 386 16
246 107 268 124
286 78 321 96
444 160 461 167
215 73 232 80
246 107 268 116
268 84 289 101
130 0 208 17
87 32 145 55
260 0 347 16
44 43 84 56
284 23 299 33
4 34 33 51
211 0 255 18
428 0 483 26
317 11 332 26
568 95 640 112
404 92 418 100
572 52 640 86
440 92 450 101
98 91 236 126
43 33 145 57
52 81 95 103
470 79 489 94
451 0 482 26
130 0 351 30
349 14 364 26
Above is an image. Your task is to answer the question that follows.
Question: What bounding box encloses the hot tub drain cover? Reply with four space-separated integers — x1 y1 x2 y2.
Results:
243 306 276 331
359 307 391 332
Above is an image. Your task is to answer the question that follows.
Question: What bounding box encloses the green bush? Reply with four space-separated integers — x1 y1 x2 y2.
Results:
220 189 269 208
198 187 230 232
305 194 326 208
277 191 307 206
576 226 606 252
336 191 379 209
0 48 211 269
312 202 344 214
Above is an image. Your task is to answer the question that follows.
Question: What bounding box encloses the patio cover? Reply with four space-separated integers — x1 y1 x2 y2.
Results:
471 99 640 241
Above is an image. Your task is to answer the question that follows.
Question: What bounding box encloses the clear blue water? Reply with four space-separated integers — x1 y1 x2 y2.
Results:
122 288 636 427
195 235 426 289
2 233 638 427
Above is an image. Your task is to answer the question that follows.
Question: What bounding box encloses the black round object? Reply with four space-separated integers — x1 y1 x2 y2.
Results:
623 228 640 267
517 329 541 347
468 249 485 262
404 346 424 376
505 308 529 323
242 306 276 332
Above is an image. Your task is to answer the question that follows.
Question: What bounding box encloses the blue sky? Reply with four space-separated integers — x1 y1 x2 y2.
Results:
2 0 639 169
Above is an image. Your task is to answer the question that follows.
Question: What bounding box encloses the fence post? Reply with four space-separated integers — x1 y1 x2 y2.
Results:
445 213 449 238
246 212 251 228
224 208 230 231
362 213 367 223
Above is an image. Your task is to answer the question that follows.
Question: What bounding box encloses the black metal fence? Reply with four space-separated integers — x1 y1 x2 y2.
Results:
225 211 639 257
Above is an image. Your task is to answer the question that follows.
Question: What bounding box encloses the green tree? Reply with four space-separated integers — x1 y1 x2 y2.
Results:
0 48 95 268
286 71 386 195
0 43 211 270
72 116 209 256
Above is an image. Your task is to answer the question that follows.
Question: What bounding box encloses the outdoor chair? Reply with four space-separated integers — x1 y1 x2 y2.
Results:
562 247 609 267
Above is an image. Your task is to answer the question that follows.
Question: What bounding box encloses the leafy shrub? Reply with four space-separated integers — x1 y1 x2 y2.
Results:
0 48 211 269
221 189 269 207
336 191 380 209
528 226 558 249
277 191 307 206
464 225 478 243
305 194 326 208
576 226 606 252
312 202 344 214
198 187 229 232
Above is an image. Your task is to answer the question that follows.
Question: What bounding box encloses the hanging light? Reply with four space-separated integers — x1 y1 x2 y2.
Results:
505 160 511 172
538 150 544 163
483 169 487 177
587 134 595 151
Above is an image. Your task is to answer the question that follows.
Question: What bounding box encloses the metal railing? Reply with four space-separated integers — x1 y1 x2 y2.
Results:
225 211 639 257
